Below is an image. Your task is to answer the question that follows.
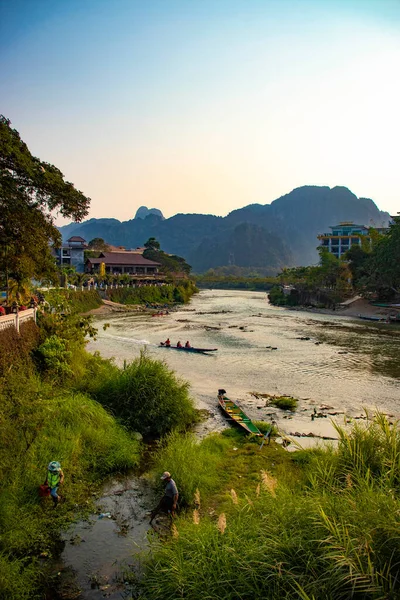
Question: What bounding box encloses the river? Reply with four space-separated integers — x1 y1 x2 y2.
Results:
57 289 400 598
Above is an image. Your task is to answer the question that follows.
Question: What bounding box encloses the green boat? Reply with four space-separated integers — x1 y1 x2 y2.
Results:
218 391 262 436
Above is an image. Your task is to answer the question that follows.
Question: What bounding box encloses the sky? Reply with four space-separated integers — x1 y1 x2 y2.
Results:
1 0 400 224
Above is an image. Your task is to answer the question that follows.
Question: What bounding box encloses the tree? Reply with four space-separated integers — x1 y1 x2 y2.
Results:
88 237 110 251
144 237 160 251
0 116 90 301
368 216 400 298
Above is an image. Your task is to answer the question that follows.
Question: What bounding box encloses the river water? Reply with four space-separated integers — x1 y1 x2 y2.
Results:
88 289 400 438
58 290 400 598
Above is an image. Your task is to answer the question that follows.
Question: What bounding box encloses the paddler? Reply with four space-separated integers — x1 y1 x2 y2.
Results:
177 341 183 348
164 338 171 347
185 341 191 348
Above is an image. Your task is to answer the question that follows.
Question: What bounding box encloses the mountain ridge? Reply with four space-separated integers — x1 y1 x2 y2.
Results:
59 186 390 272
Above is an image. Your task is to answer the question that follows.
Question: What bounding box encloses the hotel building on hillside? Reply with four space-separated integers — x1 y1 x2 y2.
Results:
317 222 370 259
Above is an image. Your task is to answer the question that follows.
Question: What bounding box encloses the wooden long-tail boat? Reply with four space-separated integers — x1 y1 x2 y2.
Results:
218 391 262 436
159 342 218 354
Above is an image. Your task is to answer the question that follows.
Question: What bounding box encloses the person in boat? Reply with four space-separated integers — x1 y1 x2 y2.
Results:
164 338 171 347
149 471 179 524
46 461 64 506
177 341 183 348
185 341 191 348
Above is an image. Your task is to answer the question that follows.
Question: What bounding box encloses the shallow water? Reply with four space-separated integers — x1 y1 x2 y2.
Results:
57 290 400 598
88 289 400 435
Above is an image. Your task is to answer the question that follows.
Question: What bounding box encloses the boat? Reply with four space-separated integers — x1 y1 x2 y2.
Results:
159 342 218 354
358 314 387 322
217 391 262 436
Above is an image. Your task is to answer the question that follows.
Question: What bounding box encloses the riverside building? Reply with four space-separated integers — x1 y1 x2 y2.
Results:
317 222 370 258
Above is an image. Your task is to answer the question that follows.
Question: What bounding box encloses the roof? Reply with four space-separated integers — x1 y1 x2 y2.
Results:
67 236 86 242
87 252 160 266
330 224 368 230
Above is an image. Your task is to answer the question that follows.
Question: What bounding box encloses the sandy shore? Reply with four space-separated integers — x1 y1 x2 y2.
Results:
82 299 147 316
290 297 398 320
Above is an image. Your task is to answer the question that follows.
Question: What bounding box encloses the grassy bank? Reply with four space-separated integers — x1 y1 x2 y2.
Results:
44 288 103 313
106 279 198 305
0 294 197 598
140 415 400 600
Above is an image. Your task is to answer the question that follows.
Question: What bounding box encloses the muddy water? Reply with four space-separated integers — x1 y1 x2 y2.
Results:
55 474 156 599
58 290 400 597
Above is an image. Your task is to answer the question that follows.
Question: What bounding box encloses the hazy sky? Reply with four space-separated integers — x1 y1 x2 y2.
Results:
1 0 399 223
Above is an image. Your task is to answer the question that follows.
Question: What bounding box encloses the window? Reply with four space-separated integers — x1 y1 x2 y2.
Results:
322 239 329 246
62 248 70 256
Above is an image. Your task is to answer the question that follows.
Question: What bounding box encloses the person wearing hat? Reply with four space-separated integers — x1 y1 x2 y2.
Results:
46 461 64 506
149 471 179 524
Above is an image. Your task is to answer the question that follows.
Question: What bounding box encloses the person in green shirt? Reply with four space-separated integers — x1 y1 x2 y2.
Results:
46 461 64 506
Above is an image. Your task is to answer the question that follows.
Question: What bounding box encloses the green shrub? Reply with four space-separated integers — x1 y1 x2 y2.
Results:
268 285 287 306
44 289 102 314
36 334 73 379
270 396 298 411
0 320 40 379
89 351 196 436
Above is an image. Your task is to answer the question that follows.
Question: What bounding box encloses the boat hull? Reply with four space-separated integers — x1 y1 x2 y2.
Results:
218 395 262 436
159 344 218 354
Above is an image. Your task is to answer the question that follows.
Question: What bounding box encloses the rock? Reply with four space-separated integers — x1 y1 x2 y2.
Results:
134 206 164 220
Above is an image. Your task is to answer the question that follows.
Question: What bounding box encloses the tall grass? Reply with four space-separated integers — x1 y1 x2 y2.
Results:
87 351 197 436
139 414 400 600
0 373 139 599
150 432 232 505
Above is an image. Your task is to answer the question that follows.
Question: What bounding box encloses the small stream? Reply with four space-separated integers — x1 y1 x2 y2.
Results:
53 472 157 599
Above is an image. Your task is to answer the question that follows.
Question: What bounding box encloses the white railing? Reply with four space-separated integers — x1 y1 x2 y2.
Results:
0 308 37 333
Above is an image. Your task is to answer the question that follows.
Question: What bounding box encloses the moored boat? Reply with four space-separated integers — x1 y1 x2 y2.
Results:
358 314 387 322
218 390 262 436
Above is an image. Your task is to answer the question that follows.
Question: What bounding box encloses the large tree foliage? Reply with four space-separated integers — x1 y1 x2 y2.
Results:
0 115 90 293
367 216 400 298
87 237 110 251
143 237 191 275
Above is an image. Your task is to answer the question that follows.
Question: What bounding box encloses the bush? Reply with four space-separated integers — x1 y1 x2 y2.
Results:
36 335 73 379
44 289 102 314
0 320 40 379
88 351 197 436
270 396 298 411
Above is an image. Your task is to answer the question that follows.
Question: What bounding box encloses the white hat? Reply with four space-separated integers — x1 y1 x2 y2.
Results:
161 471 171 480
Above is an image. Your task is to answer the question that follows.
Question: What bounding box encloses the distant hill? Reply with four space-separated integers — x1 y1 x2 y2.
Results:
59 186 390 272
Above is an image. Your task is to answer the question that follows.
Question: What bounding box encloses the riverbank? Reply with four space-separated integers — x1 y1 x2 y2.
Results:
287 297 398 320
0 291 199 599
82 298 145 316
139 415 400 600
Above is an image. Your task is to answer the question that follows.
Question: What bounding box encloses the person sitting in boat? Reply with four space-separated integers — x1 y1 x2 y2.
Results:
164 338 171 347
185 341 191 348
177 341 183 348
